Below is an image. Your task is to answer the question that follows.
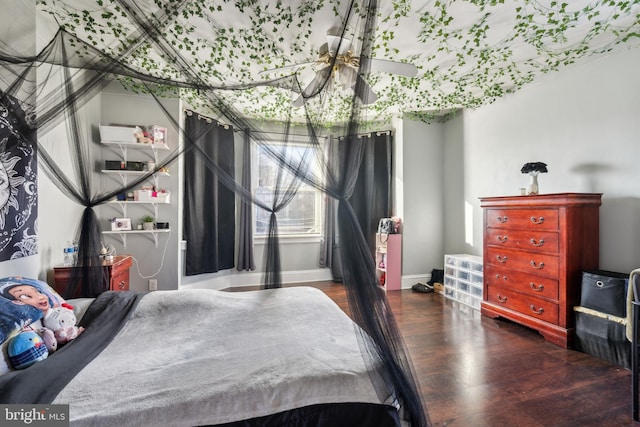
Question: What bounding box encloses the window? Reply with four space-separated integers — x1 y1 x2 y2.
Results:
254 139 323 236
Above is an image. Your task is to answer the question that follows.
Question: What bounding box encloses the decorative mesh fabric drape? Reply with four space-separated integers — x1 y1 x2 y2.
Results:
183 112 236 275
0 1 430 425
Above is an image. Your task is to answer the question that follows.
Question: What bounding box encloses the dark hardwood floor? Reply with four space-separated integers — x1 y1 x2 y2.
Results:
286 281 636 427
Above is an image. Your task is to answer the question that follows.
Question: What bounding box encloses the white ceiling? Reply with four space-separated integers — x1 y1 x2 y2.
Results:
26 1 640 123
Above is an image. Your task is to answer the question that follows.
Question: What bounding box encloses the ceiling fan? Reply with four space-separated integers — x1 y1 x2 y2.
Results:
260 27 418 106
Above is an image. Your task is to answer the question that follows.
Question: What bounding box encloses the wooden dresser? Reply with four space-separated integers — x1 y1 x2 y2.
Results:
53 255 132 299
480 193 601 348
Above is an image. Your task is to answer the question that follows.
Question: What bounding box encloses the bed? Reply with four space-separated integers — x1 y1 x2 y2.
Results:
0 286 401 426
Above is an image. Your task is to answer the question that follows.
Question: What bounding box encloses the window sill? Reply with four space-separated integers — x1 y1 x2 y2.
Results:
254 234 322 244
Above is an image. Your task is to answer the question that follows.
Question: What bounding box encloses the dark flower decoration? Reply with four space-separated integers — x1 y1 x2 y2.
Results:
521 162 548 174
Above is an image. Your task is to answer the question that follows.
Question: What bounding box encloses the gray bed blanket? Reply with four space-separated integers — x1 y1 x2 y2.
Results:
52 287 396 426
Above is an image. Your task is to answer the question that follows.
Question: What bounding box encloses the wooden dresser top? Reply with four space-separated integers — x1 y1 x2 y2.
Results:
480 193 602 208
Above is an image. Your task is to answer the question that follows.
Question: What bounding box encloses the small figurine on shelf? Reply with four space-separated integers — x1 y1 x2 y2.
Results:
378 254 386 269
391 216 402 234
379 272 386 287
141 215 155 230
134 128 153 144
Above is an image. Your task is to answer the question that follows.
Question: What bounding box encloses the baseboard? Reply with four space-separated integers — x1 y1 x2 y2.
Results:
402 273 432 290
180 268 334 291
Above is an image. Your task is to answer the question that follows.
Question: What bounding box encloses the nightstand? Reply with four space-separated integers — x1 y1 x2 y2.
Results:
53 255 132 298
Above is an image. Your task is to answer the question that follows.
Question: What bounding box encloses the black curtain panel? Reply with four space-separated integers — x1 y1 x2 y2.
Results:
237 130 255 272
183 113 235 275
348 132 392 255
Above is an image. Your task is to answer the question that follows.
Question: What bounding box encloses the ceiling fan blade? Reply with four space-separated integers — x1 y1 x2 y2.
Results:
354 74 378 105
338 67 377 104
293 66 332 107
363 58 418 77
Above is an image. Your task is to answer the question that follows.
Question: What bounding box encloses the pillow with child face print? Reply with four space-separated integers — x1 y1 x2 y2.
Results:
0 277 67 345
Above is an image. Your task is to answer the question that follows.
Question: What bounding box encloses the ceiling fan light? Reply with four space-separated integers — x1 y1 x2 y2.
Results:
326 34 350 56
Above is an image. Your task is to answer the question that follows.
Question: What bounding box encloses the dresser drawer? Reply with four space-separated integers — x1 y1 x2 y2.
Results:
485 228 559 253
485 247 559 279
110 270 129 291
486 208 559 230
481 193 601 348
485 265 559 300
486 286 559 324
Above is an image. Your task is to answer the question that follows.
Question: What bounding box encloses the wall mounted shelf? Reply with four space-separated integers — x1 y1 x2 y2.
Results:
102 229 170 248
106 200 170 205
106 199 170 219
100 170 170 176
101 169 170 188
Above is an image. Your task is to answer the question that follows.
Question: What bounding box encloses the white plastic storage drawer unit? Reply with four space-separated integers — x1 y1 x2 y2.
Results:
443 254 483 310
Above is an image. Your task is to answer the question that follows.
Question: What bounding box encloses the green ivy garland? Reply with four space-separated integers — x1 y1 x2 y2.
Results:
36 0 640 125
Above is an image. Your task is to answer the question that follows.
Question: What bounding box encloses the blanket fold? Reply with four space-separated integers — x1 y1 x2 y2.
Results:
0 291 143 403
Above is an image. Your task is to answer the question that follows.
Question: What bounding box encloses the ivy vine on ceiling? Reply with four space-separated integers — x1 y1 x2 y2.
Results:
36 0 640 124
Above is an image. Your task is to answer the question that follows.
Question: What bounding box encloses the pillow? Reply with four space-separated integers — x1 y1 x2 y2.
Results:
0 277 66 346
66 298 95 323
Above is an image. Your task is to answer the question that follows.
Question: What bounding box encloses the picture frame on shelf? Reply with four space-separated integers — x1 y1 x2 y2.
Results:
111 217 132 231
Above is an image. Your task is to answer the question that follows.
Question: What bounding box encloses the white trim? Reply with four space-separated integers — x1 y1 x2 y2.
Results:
253 234 322 244
402 273 432 290
180 268 333 291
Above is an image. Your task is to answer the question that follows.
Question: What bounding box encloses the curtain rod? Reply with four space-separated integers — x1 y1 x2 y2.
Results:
338 130 394 139
240 130 329 141
184 109 230 129
184 109 390 139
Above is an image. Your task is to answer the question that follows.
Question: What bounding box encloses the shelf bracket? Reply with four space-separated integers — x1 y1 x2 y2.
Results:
106 232 128 249
111 201 128 217
111 143 129 163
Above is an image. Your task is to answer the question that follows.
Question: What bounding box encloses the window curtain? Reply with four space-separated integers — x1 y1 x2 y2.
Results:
348 132 392 255
237 130 255 271
319 135 339 279
183 112 235 276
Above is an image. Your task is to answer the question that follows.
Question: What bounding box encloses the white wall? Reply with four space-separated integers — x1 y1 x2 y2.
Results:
444 46 640 273
100 87 181 291
399 118 445 284
36 97 99 283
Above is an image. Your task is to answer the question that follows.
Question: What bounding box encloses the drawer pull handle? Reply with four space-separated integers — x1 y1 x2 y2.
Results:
530 261 545 269
530 305 545 315
496 216 508 223
530 282 544 292
118 281 126 290
497 295 508 303
529 238 545 247
496 255 508 263
495 274 507 281
497 236 508 243
530 216 545 224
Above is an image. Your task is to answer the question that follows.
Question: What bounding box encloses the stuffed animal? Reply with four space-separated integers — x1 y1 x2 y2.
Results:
37 327 58 353
7 330 48 369
134 129 153 144
43 306 81 345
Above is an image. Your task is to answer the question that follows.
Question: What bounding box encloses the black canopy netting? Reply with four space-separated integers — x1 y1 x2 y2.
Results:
0 1 429 425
